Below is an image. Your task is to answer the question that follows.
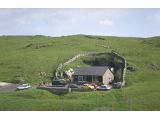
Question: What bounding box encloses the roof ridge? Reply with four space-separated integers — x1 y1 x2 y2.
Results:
74 66 109 76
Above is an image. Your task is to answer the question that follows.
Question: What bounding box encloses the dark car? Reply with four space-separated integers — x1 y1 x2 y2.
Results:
52 79 67 87
68 83 81 88
113 82 122 89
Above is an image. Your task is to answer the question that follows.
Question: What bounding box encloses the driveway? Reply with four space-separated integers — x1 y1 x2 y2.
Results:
0 82 19 92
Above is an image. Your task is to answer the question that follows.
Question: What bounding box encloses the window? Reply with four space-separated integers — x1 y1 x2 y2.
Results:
86 76 92 82
78 76 83 82
92 76 99 82
83 76 87 82
92 76 102 83
98 76 102 82
74 76 78 81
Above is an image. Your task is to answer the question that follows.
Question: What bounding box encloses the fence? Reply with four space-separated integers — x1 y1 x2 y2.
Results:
55 51 126 86
111 51 126 86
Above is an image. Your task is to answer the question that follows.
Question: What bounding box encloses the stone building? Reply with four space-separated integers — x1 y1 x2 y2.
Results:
72 66 114 85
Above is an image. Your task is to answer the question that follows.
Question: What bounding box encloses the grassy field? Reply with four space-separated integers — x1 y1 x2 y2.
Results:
0 35 160 110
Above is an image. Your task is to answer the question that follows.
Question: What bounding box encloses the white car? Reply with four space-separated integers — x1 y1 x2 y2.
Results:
97 85 112 91
17 84 31 90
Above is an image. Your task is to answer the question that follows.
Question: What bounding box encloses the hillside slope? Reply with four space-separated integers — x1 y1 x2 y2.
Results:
0 35 160 110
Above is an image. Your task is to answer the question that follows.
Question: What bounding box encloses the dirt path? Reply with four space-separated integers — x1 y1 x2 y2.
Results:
0 82 19 92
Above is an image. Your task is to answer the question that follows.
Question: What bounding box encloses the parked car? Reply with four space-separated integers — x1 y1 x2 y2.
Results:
113 82 122 89
52 79 67 86
82 84 95 90
17 84 31 90
68 83 81 88
90 83 98 89
96 85 112 91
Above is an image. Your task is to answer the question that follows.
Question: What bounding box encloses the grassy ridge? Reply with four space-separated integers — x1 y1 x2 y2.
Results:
0 35 160 110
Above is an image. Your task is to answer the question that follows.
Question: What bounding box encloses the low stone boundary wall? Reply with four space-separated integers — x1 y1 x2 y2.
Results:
37 86 91 94
111 51 126 86
55 52 95 78
55 51 126 86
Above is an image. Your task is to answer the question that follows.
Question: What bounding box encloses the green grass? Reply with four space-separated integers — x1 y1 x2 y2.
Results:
0 35 160 110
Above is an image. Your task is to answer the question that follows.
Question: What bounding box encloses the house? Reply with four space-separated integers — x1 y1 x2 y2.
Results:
72 66 114 85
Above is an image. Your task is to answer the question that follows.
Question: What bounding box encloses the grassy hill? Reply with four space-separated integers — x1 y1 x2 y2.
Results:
0 35 160 110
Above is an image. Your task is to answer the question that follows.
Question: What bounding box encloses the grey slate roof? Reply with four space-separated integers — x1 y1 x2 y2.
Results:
73 66 108 76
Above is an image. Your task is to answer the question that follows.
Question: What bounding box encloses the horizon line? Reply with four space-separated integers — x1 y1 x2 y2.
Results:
0 33 159 38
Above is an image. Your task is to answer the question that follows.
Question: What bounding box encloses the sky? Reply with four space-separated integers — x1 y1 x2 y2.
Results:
0 8 160 37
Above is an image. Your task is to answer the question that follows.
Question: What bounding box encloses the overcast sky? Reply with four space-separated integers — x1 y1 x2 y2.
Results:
0 8 160 37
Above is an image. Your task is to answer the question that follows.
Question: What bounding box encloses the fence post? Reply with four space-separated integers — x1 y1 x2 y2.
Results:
68 88 72 93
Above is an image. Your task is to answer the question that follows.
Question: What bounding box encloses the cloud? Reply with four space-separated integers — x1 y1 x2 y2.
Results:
0 8 159 37
99 19 113 26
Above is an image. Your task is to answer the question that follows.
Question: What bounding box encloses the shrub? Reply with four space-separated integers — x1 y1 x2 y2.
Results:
12 76 26 84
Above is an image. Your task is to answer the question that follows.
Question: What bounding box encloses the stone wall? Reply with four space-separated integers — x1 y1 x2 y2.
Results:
111 51 126 86
55 52 93 78
55 51 126 86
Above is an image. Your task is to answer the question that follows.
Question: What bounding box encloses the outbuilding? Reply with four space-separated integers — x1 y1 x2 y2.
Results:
72 66 114 85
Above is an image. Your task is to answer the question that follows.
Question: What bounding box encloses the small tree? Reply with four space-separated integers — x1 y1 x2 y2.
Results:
13 76 26 84
38 72 48 85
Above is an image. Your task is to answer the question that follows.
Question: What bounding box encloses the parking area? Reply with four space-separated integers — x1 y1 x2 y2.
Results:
0 82 19 92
